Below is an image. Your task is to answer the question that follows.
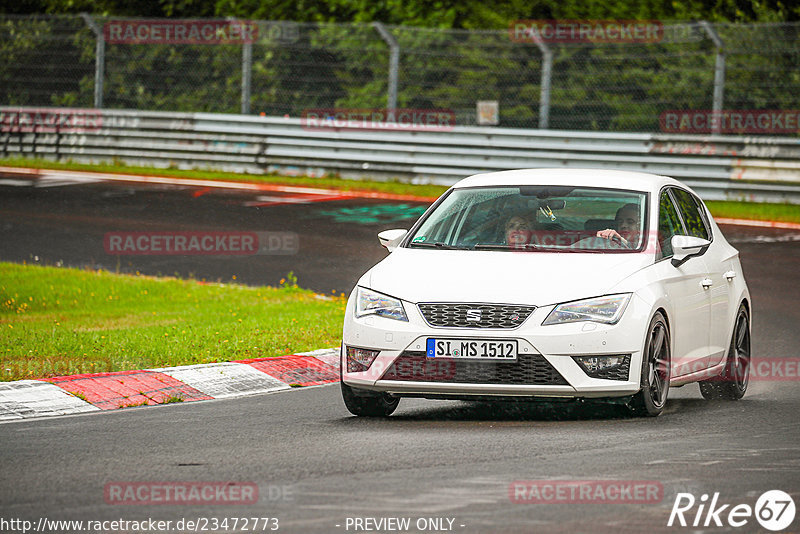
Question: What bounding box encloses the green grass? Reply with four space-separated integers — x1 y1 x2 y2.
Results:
2 157 799 222
0 157 448 199
0 262 346 381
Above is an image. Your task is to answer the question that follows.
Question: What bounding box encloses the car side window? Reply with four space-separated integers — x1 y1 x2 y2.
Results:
658 191 683 258
671 188 710 240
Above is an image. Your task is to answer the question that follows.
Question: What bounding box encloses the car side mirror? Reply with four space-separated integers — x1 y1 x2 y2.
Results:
378 229 408 252
671 235 710 267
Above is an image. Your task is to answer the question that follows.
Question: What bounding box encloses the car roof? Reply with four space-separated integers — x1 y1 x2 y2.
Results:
453 168 687 194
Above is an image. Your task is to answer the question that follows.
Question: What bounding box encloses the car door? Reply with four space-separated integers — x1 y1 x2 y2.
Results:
654 188 713 377
671 188 729 367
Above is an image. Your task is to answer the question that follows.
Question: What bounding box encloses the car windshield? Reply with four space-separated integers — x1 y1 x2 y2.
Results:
407 185 648 252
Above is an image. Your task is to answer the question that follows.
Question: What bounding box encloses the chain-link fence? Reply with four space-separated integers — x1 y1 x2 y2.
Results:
1 15 799 132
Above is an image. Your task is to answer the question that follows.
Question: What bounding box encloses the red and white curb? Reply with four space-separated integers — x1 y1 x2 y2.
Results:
0 348 340 422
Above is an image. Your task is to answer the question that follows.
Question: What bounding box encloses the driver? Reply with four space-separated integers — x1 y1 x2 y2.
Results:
597 203 641 248
504 212 535 247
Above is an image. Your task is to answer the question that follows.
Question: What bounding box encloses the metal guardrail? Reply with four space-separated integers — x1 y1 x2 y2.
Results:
2 107 800 203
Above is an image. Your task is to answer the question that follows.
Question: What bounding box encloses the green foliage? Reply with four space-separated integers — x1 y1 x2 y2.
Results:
0 17 93 107
1 4 798 132
102 41 242 112
4 0 798 25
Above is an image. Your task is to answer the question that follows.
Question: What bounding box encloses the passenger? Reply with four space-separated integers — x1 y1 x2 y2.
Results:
596 203 641 248
504 213 535 247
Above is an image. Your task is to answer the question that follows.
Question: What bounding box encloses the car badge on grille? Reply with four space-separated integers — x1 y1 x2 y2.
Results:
466 309 482 322
510 314 520 321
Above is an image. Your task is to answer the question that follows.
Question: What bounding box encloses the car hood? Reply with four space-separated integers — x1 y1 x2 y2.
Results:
363 247 652 306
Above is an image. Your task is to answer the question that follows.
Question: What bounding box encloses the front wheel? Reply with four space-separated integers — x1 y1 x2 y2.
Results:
629 312 671 417
699 304 750 400
341 381 400 417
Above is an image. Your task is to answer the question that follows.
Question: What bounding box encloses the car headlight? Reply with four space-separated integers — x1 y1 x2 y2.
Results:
356 287 408 321
542 294 631 325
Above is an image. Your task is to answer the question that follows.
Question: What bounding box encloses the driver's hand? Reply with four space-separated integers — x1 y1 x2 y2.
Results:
597 229 629 247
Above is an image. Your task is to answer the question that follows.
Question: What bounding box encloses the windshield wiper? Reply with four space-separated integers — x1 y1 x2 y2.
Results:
409 241 467 250
474 243 538 251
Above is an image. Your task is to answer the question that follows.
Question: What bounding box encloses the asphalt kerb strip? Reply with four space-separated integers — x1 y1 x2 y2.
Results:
0 348 340 422
0 166 441 203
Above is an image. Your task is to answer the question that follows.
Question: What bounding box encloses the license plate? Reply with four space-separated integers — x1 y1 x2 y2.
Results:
426 339 517 360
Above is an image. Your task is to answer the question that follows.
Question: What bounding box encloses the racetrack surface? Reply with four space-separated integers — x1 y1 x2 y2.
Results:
0 174 423 293
1 176 799 533
1 379 798 533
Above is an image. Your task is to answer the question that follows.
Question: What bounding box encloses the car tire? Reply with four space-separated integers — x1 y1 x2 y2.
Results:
699 304 750 401
341 381 400 417
629 312 671 417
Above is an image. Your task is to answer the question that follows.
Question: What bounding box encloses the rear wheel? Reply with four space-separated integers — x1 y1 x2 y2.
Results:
699 304 750 400
629 312 671 417
341 381 400 417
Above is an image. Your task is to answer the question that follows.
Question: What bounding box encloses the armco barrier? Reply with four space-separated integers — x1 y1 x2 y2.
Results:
2 107 800 203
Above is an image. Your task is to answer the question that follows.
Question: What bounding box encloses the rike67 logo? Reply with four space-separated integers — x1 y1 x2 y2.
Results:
668 490 796 531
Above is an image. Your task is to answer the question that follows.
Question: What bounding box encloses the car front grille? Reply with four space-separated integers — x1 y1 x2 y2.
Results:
417 303 535 329
381 351 568 385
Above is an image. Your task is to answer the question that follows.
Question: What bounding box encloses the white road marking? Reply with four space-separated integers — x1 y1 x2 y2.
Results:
728 234 800 243
717 217 800 230
243 195 314 206
0 380 99 421
298 348 340 369
34 174 101 188
0 178 32 186
151 362 290 399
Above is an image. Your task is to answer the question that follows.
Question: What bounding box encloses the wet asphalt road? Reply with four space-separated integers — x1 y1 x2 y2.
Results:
1 176 799 533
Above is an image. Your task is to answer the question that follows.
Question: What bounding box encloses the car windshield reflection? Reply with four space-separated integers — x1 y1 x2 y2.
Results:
407 186 648 252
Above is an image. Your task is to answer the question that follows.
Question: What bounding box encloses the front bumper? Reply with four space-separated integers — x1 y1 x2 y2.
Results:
342 295 648 399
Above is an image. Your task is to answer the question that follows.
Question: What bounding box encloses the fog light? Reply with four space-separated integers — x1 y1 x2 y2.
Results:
346 346 380 373
573 355 626 374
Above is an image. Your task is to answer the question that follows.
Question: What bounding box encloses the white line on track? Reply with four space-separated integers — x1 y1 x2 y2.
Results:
716 217 800 230
0 178 32 186
727 234 800 243
0 380 99 421
151 362 290 399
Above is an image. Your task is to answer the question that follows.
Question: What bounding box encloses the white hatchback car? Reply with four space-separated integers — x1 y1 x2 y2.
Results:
340 169 751 417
